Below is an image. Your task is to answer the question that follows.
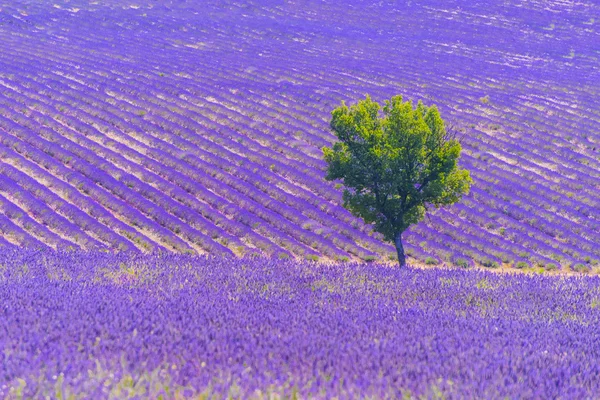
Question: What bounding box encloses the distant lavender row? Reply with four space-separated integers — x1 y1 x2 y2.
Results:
1 248 599 398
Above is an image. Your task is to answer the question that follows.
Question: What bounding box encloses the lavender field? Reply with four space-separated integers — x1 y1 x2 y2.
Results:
0 0 597 269
1 0 600 398
1 248 600 398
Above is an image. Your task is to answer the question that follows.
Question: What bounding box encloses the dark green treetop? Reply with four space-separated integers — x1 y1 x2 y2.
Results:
323 95 472 266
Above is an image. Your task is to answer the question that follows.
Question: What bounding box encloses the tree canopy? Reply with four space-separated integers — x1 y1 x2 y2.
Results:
323 95 472 266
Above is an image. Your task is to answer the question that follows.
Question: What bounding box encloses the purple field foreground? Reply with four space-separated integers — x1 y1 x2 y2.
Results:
0 0 598 269
1 248 600 398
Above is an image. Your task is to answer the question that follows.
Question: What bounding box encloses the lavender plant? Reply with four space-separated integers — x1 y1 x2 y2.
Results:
1 248 600 398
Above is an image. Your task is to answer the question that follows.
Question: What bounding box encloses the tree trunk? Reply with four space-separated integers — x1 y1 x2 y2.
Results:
394 231 406 267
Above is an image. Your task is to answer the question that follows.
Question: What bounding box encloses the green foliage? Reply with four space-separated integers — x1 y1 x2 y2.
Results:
516 261 529 269
425 257 438 265
545 263 558 271
323 95 472 244
573 263 590 274
481 259 499 268
455 258 470 268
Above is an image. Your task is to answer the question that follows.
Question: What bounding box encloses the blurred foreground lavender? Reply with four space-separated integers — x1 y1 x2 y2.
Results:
1 247 599 398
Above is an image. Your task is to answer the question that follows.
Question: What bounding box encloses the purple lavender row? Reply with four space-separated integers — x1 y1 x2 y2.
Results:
24 71 379 257
463 140 599 222
461 125 598 196
2 109 231 256
0 89 233 255
493 108 600 179
461 128 599 209
0 64 358 258
0 141 165 252
0 0 596 266
0 191 65 249
0 133 166 253
87 67 344 203
0 78 287 257
434 209 560 268
0 173 104 251
451 202 569 265
60 108 365 256
0 214 47 249
21 102 245 255
22 45 328 180
206 84 334 150
463 165 600 250
2 84 328 258
409 219 506 267
1 45 386 246
401 230 447 265
466 188 597 264
180 66 337 144
0 160 138 252
0 117 193 253
467 183 599 262
35 65 600 234
409 221 505 268
461 154 599 238
104 67 330 167
433 87 594 161
0 84 319 258
0 69 580 264
99 78 343 201
389 67 595 158
326 78 596 203
459 124 598 205
141 74 600 233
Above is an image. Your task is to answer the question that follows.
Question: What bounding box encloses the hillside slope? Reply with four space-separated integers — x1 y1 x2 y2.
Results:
0 0 598 268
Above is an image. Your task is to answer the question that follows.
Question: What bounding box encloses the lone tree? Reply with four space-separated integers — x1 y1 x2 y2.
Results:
323 95 472 267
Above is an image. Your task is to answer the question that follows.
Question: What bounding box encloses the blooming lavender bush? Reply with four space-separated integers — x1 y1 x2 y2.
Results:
1 248 600 398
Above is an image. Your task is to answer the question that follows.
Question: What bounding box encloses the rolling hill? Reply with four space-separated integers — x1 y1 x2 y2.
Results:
0 0 598 269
